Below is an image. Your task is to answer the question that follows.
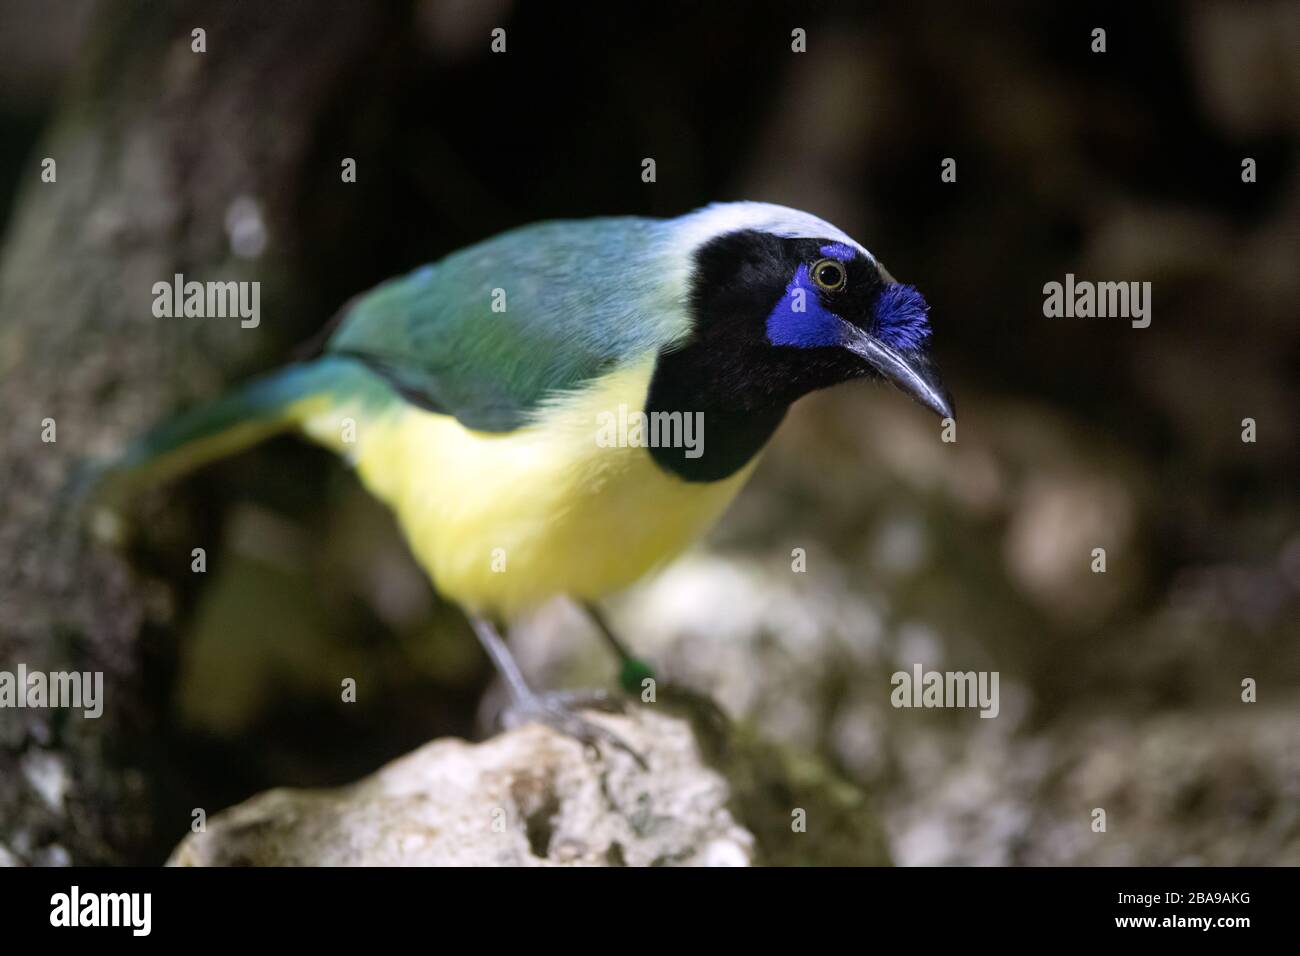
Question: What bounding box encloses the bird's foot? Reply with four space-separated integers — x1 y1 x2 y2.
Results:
502 689 646 769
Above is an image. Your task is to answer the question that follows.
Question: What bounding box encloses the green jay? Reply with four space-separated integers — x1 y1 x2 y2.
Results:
97 201 952 754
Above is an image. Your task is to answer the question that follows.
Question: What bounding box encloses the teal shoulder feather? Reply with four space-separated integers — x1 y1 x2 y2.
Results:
326 216 692 431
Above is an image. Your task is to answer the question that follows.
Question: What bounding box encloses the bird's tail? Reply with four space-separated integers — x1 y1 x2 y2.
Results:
86 358 349 527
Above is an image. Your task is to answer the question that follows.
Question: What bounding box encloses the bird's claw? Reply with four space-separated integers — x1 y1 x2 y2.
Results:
502 690 646 769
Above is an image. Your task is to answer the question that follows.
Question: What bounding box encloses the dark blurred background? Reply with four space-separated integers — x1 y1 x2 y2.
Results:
0 0 1296 865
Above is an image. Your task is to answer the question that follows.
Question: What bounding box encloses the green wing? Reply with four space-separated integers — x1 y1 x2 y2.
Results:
326 216 689 431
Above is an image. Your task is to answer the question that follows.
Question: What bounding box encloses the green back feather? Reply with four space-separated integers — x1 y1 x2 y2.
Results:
326 216 692 430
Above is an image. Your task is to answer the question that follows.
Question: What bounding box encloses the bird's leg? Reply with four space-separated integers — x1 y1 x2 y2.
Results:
579 603 726 743
469 616 644 767
581 601 658 697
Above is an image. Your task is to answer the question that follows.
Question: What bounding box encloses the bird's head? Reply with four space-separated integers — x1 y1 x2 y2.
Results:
659 203 952 422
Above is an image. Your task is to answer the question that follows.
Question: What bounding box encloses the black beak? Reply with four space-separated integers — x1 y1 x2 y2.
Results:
840 322 954 420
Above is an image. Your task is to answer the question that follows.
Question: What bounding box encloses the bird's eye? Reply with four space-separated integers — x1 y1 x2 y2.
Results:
811 258 847 292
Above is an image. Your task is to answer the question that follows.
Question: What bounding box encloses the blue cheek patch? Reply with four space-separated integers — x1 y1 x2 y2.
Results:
873 284 931 352
765 264 845 349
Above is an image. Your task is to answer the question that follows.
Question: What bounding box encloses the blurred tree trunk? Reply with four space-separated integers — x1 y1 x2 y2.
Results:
0 0 399 864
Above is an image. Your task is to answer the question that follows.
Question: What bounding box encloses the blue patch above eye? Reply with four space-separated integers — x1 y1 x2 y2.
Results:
873 284 931 352
765 264 844 349
819 242 857 261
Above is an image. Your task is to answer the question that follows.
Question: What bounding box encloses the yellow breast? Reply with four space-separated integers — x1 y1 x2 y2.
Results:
302 358 757 620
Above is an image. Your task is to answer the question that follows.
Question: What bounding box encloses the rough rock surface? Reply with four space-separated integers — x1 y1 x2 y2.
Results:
169 705 887 866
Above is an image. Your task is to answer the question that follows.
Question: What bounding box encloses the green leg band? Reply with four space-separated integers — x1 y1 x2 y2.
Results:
618 657 657 697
